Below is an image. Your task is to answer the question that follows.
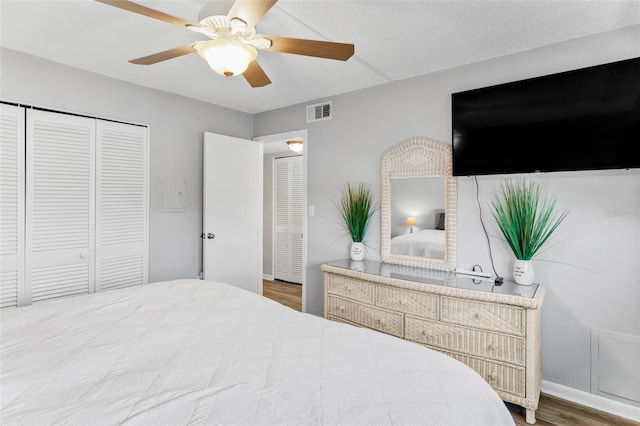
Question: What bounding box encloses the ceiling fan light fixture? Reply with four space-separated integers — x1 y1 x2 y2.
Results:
196 39 257 77
287 140 303 153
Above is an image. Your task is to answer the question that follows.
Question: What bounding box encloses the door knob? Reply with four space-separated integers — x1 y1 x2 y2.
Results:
207 233 215 239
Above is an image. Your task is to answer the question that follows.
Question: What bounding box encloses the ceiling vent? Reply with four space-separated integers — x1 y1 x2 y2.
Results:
306 101 332 123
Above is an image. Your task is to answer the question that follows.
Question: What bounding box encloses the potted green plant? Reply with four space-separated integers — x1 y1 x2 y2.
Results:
336 182 377 261
489 179 569 285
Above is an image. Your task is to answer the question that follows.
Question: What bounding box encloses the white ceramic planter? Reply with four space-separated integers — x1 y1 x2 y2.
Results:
350 242 365 261
513 259 535 285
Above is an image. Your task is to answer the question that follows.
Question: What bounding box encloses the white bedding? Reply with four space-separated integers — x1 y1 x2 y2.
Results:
0 279 514 425
391 229 445 258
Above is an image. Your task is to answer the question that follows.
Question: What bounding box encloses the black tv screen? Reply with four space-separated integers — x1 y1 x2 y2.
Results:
452 57 640 176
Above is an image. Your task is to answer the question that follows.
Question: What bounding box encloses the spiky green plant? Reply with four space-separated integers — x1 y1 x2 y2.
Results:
490 180 569 261
336 182 377 243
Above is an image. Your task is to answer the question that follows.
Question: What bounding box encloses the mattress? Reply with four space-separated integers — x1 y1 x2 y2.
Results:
0 279 514 425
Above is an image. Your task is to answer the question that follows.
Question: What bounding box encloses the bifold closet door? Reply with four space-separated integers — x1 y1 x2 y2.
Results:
95 120 148 291
25 109 95 303
274 155 303 284
0 104 25 307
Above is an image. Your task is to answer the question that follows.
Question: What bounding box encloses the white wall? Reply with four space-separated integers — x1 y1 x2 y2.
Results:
0 48 253 283
254 25 640 405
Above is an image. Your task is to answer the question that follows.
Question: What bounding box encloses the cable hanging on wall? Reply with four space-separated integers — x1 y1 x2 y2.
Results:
474 176 503 284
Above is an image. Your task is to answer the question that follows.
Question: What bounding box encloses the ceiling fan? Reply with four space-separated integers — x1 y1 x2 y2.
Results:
95 0 355 88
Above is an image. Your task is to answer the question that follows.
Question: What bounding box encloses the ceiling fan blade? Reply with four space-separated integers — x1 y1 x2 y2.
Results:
95 0 197 28
129 44 196 65
261 36 354 61
243 60 272 87
227 0 277 29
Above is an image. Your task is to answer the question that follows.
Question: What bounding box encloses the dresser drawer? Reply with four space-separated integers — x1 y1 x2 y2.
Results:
440 297 525 335
326 273 375 304
405 316 525 365
376 286 438 319
327 296 403 337
327 315 362 328
439 349 526 397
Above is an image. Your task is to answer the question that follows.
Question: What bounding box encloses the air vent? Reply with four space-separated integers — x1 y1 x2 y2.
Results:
306 101 332 123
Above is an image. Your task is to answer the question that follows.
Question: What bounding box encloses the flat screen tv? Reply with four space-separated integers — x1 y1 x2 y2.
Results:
452 57 640 176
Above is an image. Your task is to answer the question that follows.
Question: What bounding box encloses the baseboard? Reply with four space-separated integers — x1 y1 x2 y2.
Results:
542 380 640 422
263 274 274 281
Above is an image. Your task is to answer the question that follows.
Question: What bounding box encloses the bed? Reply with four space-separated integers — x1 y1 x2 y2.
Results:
390 229 445 258
0 279 514 425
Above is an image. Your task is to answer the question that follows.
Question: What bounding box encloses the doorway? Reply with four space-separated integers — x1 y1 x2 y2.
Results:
253 130 307 312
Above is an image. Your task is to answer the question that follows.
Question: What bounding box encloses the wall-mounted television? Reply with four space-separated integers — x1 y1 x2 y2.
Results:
451 57 640 176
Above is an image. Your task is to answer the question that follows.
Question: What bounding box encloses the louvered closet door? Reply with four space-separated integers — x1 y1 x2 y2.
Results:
96 120 148 291
26 110 95 304
0 104 25 307
289 156 304 281
273 155 303 284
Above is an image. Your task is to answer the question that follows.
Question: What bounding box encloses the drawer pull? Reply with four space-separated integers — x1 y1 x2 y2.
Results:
488 373 498 381
474 313 481 320
339 306 345 311
488 343 498 351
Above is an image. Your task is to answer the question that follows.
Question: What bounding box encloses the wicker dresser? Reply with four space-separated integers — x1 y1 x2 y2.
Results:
321 260 546 424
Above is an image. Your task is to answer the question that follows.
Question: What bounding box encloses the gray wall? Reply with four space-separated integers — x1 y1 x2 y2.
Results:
254 25 640 400
1 48 253 283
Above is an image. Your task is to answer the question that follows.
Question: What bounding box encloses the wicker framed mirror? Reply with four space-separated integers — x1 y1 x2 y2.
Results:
380 137 456 270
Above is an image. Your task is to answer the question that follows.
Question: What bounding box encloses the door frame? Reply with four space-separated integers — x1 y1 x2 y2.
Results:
253 129 308 313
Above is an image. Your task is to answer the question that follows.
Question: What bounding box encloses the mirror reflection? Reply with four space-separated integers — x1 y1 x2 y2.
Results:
390 178 445 259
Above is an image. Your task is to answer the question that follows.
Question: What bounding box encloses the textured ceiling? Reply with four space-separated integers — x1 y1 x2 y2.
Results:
1 0 639 114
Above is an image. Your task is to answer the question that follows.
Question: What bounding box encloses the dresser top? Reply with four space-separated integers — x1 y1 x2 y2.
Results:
323 259 542 301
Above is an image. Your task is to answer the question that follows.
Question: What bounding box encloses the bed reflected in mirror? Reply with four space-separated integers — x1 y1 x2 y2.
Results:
390 177 445 259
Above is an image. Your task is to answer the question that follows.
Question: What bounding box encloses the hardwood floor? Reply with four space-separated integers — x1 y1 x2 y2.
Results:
263 279 302 311
262 280 638 426
508 394 639 425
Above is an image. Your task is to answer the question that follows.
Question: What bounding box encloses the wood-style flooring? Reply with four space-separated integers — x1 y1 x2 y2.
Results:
263 279 302 312
509 395 639 425
262 279 639 426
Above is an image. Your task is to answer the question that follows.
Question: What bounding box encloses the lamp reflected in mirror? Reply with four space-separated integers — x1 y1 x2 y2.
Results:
406 216 416 233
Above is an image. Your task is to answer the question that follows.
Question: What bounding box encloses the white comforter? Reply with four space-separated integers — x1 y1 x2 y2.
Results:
0 279 514 425
391 229 445 258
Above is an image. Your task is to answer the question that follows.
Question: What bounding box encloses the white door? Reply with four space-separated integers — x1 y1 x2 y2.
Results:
95 120 149 292
0 104 25 307
274 156 303 284
203 132 262 294
26 109 95 304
